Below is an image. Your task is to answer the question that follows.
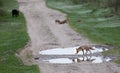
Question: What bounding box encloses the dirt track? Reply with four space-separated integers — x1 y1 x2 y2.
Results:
17 0 120 73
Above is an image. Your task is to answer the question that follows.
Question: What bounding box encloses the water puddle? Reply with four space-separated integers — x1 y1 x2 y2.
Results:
42 56 111 64
38 46 112 64
39 46 108 55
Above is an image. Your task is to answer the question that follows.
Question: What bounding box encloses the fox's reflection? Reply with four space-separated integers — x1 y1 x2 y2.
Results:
72 56 95 63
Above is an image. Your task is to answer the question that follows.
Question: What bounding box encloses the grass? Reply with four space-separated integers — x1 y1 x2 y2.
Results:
45 0 120 63
104 48 120 56
115 59 120 64
0 0 40 73
103 47 120 64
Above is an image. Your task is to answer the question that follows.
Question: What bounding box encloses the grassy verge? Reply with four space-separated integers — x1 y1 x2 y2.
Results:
0 0 40 73
45 0 120 63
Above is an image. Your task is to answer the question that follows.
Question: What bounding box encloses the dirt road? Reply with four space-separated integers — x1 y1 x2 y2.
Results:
17 0 120 73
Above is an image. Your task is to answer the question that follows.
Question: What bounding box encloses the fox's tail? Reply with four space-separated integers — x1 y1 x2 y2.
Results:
90 47 94 50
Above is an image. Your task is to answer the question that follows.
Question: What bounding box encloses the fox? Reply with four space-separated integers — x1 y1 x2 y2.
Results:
75 45 94 55
55 19 67 24
72 55 95 63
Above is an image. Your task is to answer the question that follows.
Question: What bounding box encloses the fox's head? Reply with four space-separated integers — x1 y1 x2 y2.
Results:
75 48 80 54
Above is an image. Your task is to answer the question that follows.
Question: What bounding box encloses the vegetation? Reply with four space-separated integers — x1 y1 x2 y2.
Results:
70 0 120 12
45 0 120 63
0 0 39 73
115 59 120 64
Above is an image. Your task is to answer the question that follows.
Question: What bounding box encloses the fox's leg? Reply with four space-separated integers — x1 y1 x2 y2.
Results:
85 50 87 54
88 50 92 54
86 49 91 54
82 50 84 55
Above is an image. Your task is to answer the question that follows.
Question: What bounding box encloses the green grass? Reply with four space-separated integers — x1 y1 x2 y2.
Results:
0 0 39 73
46 0 120 45
115 59 120 64
104 48 120 56
45 0 120 63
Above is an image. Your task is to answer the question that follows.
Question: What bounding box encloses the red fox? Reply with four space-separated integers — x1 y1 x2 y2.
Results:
75 45 94 55
55 19 67 24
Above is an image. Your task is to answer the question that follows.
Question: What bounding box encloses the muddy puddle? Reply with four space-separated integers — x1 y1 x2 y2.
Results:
42 56 111 64
37 46 112 64
39 46 108 55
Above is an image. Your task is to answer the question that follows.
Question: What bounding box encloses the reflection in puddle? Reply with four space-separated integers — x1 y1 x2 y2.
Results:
44 58 73 64
73 56 111 63
42 56 111 64
38 46 111 64
39 46 108 55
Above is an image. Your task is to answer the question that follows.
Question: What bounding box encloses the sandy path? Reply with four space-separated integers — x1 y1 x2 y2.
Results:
17 0 120 73
18 0 92 55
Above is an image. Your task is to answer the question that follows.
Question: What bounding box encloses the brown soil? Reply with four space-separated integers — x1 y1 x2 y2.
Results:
17 0 120 73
